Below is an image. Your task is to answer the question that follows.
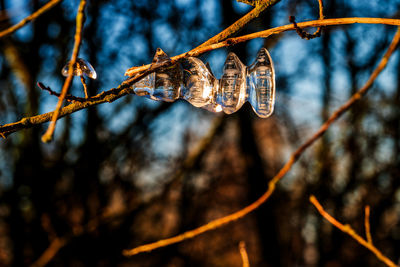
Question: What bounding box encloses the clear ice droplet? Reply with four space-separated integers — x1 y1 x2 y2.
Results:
217 52 247 114
61 58 97 79
181 57 218 107
247 48 275 118
133 48 182 102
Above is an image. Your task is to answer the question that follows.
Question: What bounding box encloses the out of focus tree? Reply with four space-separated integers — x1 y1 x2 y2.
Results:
0 0 400 266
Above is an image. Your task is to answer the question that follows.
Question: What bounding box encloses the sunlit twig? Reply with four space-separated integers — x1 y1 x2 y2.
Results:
365 205 373 244
197 0 281 48
41 0 86 143
290 0 324 40
0 0 62 39
310 196 397 267
37 82 87 102
30 237 67 267
122 27 400 257
239 241 250 267
1 18 400 138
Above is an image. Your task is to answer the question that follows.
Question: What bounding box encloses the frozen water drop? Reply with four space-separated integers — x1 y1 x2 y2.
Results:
247 48 275 118
133 73 158 100
61 58 97 79
217 52 247 114
134 48 182 102
181 57 218 107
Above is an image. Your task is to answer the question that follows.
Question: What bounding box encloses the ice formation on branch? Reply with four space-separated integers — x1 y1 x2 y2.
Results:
132 47 275 118
62 58 97 79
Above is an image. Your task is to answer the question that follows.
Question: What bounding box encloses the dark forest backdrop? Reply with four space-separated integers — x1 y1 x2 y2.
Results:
1 0 400 266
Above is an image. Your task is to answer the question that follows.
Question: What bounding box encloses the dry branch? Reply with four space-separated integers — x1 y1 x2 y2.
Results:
1 17 400 138
41 0 86 143
290 0 324 40
122 26 400 257
124 17 400 76
196 0 280 48
310 196 397 267
365 205 373 245
0 0 62 39
239 241 250 267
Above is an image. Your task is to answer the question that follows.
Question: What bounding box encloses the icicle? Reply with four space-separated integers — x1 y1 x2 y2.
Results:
181 57 218 108
217 52 247 114
247 47 275 118
131 47 276 118
133 48 182 102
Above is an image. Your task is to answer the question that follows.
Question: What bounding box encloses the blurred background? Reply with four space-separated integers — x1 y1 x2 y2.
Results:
1 0 400 266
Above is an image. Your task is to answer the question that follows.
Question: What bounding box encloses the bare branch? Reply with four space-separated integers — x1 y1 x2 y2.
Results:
289 0 324 40
125 0 281 76
41 0 86 143
122 26 400 257
365 205 373 244
1 17 400 138
30 237 67 267
197 0 281 48
310 196 397 267
124 17 400 76
239 241 250 267
0 0 63 39
37 82 87 102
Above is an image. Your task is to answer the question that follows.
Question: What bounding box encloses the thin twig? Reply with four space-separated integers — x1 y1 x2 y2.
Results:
0 0 63 39
37 82 87 102
124 17 400 76
30 237 67 267
41 0 86 143
197 0 280 48
239 241 250 267
122 27 400 257
289 0 324 40
80 76 89 98
125 0 278 76
365 205 373 244
1 17 400 138
310 196 397 267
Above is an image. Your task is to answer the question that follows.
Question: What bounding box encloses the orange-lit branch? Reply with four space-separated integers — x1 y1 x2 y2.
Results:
1 18 400 138
30 237 67 267
365 205 373 244
239 241 250 267
197 0 281 48
41 0 86 143
0 0 62 39
290 0 324 40
310 196 397 267
125 17 400 76
122 27 400 257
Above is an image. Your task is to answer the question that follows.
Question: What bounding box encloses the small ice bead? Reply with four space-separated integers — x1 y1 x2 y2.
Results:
152 64 182 102
247 48 275 118
217 52 247 114
133 72 158 100
61 58 97 79
133 48 182 102
150 48 182 102
181 57 217 107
